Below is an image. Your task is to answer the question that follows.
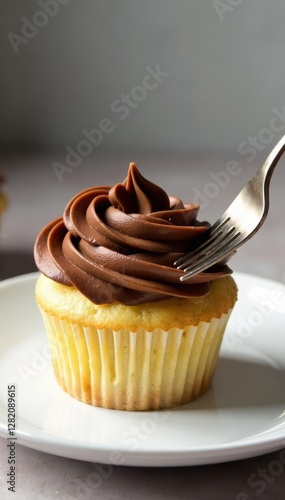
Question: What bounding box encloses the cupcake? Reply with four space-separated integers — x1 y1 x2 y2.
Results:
34 163 237 411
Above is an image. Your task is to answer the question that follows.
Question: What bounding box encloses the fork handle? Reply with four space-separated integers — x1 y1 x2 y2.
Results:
258 132 285 186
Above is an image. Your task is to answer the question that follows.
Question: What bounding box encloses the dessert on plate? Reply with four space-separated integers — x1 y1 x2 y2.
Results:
34 163 237 411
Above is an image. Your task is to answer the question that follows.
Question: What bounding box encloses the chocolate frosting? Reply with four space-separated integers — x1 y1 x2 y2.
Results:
34 163 232 305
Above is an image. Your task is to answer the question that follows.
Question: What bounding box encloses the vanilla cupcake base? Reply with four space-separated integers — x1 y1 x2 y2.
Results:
39 306 232 410
36 273 237 411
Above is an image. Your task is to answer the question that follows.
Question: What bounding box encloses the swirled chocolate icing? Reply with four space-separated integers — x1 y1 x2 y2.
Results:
34 163 232 305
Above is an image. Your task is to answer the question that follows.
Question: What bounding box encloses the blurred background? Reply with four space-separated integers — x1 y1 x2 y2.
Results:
1 0 285 281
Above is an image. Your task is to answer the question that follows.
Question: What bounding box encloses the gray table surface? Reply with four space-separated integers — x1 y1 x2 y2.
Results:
0 152 285 499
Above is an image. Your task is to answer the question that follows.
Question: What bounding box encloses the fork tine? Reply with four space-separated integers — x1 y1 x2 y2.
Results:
181 227 239 272
179 225 238 271
176 231 225 269
180 230 241 281
174 217 230 269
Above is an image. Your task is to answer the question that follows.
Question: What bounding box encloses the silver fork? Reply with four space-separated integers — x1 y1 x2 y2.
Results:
175 133 285 281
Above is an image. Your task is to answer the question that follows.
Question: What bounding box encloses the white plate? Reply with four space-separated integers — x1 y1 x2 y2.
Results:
0 272 285 467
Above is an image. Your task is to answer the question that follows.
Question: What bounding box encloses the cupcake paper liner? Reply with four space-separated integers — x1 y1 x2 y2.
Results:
39 307 232 411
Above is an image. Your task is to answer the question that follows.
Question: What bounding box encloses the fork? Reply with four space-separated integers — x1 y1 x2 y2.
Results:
175 133 285 281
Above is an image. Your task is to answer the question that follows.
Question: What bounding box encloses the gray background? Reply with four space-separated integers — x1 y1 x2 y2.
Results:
2 0 285 154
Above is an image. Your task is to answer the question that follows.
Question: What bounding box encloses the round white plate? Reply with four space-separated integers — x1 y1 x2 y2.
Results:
0 272 285 466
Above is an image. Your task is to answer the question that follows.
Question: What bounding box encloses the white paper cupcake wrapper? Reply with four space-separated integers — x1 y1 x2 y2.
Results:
39 308 232 410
